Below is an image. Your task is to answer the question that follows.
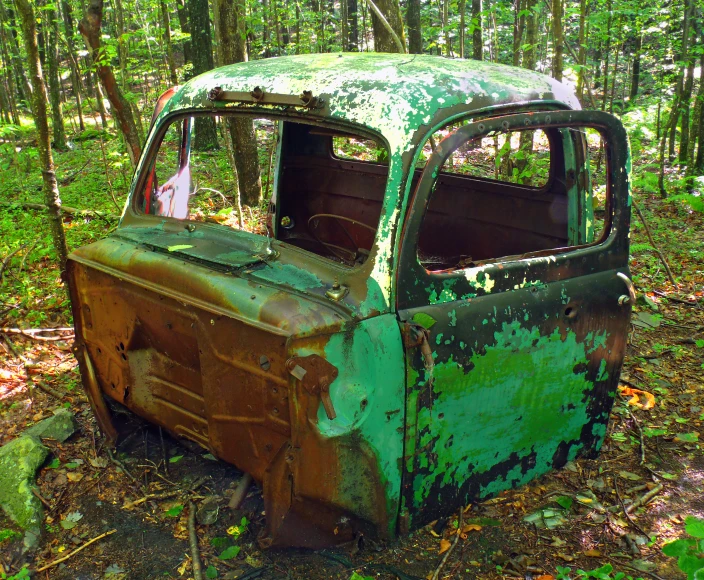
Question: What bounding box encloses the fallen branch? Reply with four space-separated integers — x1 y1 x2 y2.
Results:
613 474 649 537
123 490 180 510
431 507 463 580
31 488 52 509
35 529 116 572
626 407 646 464
0 201 118 221
632 201 678 288
228 473 253 510
34 380 66 401
188 502 203 580
626 483 664 514
107 449 144 493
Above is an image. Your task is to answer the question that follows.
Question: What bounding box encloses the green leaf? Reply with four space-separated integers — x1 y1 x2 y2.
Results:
663 538 697 557
555 496 573 510
169 455 183 463
412 312 436 329
164 504 184 518
167 245 193 252
349 573 374 580
46 458 60 469
210 537 230 549
686 517 704 539
676 433 699 443
205 565 218 578
218 545 241 560
678 554 704 577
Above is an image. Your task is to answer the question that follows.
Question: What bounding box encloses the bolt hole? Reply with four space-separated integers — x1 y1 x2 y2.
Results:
97 348 101 354
564 306 576 318
119 342 125 350
438 413 445 419
121 353 127 361
360 399 368 411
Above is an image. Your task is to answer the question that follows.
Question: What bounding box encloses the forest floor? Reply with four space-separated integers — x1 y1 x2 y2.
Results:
1 127 704 580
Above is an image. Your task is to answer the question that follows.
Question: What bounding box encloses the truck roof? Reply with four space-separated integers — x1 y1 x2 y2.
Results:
164 53 581 154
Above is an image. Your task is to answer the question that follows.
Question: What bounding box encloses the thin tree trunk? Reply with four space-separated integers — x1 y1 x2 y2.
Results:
0 12 20 123
61 0 85 131
679 56 695 164
551 0 563 80
522 0 538 70
188 0 218 149
114 0 127 88
160 0 178 84
214 0 262 206
601 0 612 111
175 0 192 64
366 0 405 53
0 1 32 103
574 0 586 97
348 0 359 50
629 32 642 100
513 0 526 66
14 0 69 275
47 1 67 149
471 0 482 60
407 0 422 53
692 50 704 174
668 0 693 159
80 0 142 165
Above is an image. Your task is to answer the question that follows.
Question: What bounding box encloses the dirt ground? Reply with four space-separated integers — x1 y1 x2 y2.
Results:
1 195 703 580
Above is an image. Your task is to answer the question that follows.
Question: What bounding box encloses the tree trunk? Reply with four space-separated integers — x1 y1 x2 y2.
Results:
175 0 192 64
367 0 405 53
348 0 359 50
668 0 693 160
471 0 482 60
692 50 704 174
0 12 20 123
47 1 67 150
522 0 538 70
576 0 587 97
13 0 69 275
512 0 526 66
80 0 142 165
0 1 32 104
407 0 421 53
160 0 178 84
629 32 642 100
114 0 127 88
61 0 85 131
679 55 695 164
601 0 612 110
213 0 262 206
551 0 563 80
188 0 218 149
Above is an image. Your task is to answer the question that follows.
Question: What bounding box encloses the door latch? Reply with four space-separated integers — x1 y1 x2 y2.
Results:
286 354 338 420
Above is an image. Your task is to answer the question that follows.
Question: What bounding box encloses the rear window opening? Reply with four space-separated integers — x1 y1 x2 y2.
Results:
416 123 609 271
136 115 389 267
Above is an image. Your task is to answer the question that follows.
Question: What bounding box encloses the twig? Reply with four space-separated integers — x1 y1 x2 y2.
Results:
431 507 463 580
613 474 649 537
626 483 664 514
228 473 253 510
159 426 169 476
652 290 698 306
123 490 180 509
606 556 666 580
188 502 203 580
35 529 116 572
1 327 74 341
32 488 52 509
632 201 678 287
0 243 29 282
626 407 646 464
34 380 65 401
107 449 144 492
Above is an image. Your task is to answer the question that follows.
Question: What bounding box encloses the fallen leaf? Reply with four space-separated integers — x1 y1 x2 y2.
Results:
550 537 567 547
438 539 451 554
461 524 482 533
674 432 699 443
618 385 656 410
536 576 555 580
584 549 602 557
66 472 84 482
556 553 575 562
618 471 642 481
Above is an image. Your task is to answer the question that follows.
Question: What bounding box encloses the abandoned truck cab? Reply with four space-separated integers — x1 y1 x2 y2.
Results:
68 53 634 548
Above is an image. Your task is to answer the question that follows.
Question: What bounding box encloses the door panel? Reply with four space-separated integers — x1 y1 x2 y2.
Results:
397 111 632 529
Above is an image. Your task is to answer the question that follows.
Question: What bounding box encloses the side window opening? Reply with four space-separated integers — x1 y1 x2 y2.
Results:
138 115 388 267
417 122 608 272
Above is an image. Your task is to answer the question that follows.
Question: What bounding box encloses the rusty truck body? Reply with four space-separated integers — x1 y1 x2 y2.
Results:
68 53 634 548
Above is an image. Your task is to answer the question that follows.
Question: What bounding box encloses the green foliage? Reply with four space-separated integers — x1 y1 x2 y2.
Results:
0 529 21 544
555 564 644 579
218 545 241 560
662 516 704 580
0 566 30 580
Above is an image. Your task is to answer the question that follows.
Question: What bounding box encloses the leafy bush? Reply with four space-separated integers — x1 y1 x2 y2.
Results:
662 516 704 579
